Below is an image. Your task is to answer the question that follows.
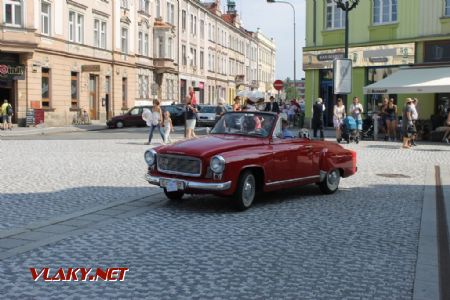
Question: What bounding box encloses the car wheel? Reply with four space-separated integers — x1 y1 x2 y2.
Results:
163 189 184 201
319 169 341 194
116 121 124 128
234 170 256 211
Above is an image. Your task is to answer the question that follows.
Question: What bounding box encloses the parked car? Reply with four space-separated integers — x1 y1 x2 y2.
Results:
144 111 357 210
107 105 185 128
107 106 151 128
196 104 232 127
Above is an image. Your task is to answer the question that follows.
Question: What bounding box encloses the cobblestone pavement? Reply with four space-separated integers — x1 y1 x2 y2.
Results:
0 136 449 299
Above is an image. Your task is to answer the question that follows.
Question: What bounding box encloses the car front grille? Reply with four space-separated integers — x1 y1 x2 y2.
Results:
157 154 202 177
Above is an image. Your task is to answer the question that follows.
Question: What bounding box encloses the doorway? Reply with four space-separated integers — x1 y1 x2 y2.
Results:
0 82 15 123
89 75 99 120
319 80 335 127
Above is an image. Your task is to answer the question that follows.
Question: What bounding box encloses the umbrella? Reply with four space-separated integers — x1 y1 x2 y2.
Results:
237 90 252 98
142 108 153 126
248 90 265 102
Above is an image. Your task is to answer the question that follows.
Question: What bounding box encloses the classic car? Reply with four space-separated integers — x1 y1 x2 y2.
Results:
144 111 357 210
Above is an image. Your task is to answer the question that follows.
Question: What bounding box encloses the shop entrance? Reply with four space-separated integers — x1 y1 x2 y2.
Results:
0 82 15 123
319 80 335 127
89 75 99 120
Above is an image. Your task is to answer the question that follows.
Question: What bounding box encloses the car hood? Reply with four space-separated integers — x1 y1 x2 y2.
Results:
157 135 265 157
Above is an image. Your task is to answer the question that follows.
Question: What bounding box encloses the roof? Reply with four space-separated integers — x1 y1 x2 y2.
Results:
363 66 450 94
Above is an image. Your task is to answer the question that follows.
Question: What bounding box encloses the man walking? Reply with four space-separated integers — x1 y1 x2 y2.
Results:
264 96 280 113
312 98 325 139
410 98 419 146
1 99 13 130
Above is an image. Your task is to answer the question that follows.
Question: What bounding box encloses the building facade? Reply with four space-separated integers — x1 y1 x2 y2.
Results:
0 0 276 126
303 0 450 126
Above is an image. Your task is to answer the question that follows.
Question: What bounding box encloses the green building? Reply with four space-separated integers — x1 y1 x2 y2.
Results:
303 0 450 126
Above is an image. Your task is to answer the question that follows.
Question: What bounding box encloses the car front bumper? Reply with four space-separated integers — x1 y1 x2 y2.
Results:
145 174 232 191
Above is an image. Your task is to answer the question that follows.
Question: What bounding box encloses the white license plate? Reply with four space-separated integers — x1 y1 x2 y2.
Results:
161 179 184 192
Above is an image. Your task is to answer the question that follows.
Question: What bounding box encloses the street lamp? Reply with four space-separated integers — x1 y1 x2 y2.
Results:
334 0 360 59
267 0 296 97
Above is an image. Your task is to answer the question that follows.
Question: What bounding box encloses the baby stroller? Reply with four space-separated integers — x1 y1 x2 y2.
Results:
361 115 374 140
339 116 359 144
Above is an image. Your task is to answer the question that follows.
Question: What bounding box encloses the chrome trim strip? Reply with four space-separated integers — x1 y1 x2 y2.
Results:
145 174 232 191
157 154 202 177
266 175 321 187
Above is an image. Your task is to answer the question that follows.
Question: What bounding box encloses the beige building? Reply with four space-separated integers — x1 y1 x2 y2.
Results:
0 0 276 126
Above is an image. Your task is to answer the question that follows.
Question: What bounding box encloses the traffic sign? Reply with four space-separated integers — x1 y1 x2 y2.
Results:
273 80 284 91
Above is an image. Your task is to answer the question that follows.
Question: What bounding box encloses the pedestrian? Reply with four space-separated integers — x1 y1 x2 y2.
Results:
288 100 298 126
186 96 198 138
1 99 13 130
188 87 197 106
264 96 280 113
442 108 450 144
312 98 325 139
145 100 164 145
298 97 306 128
410 98 419 146
385 98 398 141
350 97 364 138
333 98 346 142
162 110 174 144
215 98 227 122
232 96 241 111
379 97 389 140
402 98 414 149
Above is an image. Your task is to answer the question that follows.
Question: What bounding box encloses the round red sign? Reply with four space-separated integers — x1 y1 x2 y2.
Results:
273 80 284 91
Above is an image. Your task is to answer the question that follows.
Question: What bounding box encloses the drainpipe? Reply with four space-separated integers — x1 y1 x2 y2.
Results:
111 0 116 117
310 0 317 129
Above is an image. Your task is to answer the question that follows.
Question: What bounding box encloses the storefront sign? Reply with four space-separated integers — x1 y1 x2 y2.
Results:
0 64 25 80
303 43 415 70
81 65 100 72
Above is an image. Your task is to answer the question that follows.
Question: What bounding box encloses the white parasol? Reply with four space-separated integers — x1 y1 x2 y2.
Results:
142 108 153 126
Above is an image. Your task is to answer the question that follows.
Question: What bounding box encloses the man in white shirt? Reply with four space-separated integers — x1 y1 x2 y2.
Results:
410 98 419 146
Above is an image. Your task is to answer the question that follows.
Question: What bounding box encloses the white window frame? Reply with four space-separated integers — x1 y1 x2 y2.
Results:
445 0 450 16
121 27 128 54
4 0 23 27
100 21 106 49
156 0 161 18
69 11 84 44
182 45 187 65
325 0 345 29
170 4 175 24
138 31 143 55
200 51 204 69
168 37 173 59
120 0 129 9
139 0 149 14
373 0 398 24
144 33 149 56
41 1 51 36
182 10 186 31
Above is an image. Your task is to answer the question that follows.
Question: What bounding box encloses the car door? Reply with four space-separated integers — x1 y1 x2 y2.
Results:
127 107 142 127
267 120 315 185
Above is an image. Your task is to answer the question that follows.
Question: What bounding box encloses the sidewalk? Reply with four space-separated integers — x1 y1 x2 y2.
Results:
0 124 108 137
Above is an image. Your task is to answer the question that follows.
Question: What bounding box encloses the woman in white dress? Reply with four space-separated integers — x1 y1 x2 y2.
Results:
333 98 346 142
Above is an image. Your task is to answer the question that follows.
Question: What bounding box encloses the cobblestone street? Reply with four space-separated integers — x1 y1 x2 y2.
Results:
1 133 449 299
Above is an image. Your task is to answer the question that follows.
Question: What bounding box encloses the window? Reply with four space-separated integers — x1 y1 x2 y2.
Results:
182 45 187 65
71 72 79 109
158 36 164 58
373 0 397 24
168 37 173 59
69 11 84 43
166 2 170 23
120 0 129 9
139 0 149 14
100 21 106 49
138 75 149 99
121 27 128 53
182 10 186 31
156 0 161 18
41 1 51 35
4 0 22 26
200 51 204 69
190 14 194 34
170 4 175 24
446 0 450 16
138 31 143 55
208 23 211 40
144 33 149 56
325 0 345 29
42 68 50 108
200 20 205 39
194 16 197 36
122 77 128 108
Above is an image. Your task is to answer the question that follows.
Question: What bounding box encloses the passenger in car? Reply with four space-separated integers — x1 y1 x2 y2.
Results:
282 119 295 139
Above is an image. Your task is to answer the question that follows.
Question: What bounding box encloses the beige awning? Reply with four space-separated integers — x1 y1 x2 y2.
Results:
363 66 450 94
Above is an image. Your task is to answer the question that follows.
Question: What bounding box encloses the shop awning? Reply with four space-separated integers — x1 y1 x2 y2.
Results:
363 66 450 94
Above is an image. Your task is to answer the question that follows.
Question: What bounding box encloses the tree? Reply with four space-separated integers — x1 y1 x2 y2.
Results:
283 77 298 101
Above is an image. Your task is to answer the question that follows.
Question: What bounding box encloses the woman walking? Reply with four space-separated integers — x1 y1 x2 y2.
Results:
402 98 414 149
333 98 346 142
350 97 364 138
186 96 198 139
146 100 164 145
379 97 389 140
385 98 398 141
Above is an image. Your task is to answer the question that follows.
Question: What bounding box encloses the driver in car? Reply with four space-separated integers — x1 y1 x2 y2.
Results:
282 119 295 138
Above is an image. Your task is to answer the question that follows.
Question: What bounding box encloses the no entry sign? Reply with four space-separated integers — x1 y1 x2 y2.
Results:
273 80 284 91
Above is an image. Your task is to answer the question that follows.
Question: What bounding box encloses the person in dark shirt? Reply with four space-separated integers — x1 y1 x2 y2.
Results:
312 98 325 139
264 96 280 113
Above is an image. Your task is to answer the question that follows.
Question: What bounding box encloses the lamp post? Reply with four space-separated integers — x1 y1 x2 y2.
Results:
267 0 296 97
334 0 359 108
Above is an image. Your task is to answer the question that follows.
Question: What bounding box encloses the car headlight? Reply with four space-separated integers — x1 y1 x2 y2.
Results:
144 149 157 166
210 155 225 174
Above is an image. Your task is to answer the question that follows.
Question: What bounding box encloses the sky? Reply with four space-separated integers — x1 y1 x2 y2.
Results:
234 0 307 81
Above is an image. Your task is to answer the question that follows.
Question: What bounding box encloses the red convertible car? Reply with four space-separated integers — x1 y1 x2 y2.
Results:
145 111 357 210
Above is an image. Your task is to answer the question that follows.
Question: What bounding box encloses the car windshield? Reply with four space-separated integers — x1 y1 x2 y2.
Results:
211 112 276 138
198 106 216 113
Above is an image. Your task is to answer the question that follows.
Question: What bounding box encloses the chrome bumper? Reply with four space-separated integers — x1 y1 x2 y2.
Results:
145 174 232 191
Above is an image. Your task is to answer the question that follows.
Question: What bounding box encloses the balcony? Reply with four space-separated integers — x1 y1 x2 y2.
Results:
154 58 176 74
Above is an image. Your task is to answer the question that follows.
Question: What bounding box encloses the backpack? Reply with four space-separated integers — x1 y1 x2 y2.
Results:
6 104 13 116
